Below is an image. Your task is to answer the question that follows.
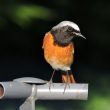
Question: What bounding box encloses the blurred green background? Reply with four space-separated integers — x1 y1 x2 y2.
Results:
0 0 110 110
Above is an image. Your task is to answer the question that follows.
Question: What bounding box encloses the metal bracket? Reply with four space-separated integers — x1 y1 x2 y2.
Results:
20 85 37 110
15 77 46 110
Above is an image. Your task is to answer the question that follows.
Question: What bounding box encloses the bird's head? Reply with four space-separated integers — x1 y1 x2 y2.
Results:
50 21 86 46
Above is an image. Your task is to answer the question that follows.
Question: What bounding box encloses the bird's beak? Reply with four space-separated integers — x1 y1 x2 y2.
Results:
72 32 86 39
76 33 86 39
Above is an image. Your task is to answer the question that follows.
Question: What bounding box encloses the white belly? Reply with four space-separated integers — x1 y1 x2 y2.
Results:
49 58 70 71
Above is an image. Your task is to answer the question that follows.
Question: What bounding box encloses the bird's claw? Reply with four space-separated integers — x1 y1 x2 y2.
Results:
47 80 54 91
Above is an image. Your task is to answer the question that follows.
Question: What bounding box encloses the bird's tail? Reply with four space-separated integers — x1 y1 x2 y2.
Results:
61 70 76 83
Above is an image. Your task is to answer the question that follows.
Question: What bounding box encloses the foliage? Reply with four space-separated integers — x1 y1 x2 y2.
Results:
86 94 110 110
10 5 55 27
0 1 55 28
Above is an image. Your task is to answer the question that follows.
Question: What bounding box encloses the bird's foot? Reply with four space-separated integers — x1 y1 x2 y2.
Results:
63 82 70 94
47 70 55 91
47 79 54 91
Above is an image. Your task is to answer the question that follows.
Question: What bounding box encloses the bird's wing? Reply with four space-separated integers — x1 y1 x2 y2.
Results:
72 43 75 54
42 32 48 49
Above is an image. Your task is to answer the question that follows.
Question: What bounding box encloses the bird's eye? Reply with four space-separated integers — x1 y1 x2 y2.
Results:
67 27 72 31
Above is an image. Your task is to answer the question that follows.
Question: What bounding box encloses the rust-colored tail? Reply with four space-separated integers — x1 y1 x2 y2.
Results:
61 71 76 83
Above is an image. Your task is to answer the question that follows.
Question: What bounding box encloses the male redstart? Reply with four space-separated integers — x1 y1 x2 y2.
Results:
42 21 86 89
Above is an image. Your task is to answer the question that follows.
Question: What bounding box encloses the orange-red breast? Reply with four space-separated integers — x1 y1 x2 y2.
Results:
42 21 85 85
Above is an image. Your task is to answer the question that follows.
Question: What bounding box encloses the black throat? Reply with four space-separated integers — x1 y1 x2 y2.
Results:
50 28 73 46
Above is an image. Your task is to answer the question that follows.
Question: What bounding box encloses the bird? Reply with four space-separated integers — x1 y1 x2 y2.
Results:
42 21 86 89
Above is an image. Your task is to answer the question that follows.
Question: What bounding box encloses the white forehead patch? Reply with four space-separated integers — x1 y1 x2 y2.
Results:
52 21 80 31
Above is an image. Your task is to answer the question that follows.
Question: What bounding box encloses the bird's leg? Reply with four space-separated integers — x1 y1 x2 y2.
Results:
48 69 55 90
63 70 70 93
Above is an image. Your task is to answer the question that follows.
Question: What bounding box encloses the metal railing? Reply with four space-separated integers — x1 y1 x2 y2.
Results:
0 77 88 110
